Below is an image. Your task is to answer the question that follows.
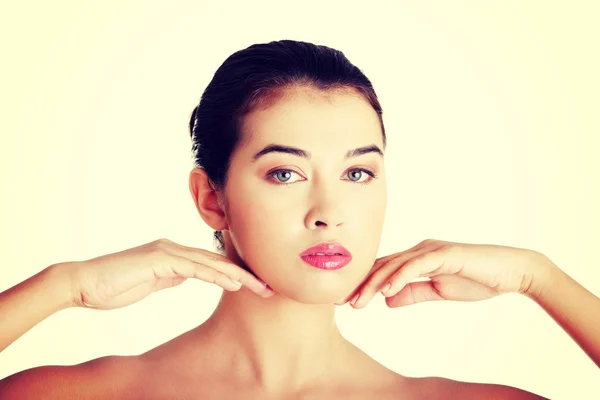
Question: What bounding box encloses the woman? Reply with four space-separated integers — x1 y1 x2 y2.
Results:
0 39 597 399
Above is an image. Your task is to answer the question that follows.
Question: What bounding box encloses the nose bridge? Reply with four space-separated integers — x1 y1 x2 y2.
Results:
305 177 344 228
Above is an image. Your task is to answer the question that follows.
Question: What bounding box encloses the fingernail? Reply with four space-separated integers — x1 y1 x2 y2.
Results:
350 292 361 306
381 282 391 296
262 283 274 297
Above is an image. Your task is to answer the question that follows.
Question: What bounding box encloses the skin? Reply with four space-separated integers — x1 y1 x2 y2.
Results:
177 85 393 396
0 85 551 399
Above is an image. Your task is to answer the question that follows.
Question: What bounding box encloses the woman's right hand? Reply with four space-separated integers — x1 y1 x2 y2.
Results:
62 238 274 310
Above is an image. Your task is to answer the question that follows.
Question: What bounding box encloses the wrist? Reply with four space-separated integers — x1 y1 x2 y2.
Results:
46 262 80 309
523 251 560 303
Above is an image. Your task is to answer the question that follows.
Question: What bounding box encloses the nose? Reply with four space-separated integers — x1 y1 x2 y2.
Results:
305 187 344 230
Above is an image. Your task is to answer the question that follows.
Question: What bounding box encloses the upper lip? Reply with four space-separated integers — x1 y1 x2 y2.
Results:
300 242 351 257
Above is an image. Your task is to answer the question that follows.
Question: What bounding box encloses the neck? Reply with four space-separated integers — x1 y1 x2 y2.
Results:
195 288 349 394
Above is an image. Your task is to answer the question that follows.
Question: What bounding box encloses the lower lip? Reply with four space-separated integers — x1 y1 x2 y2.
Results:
300 255 352 270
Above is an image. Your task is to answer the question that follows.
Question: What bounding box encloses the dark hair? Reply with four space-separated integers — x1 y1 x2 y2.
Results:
188 39 386 253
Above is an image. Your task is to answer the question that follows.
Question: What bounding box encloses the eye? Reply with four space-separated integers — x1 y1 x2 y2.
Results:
346 168 376 185
267 169 303 185
266 168 377 186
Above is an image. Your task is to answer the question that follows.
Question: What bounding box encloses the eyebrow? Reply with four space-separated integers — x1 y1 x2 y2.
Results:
251 143 384 163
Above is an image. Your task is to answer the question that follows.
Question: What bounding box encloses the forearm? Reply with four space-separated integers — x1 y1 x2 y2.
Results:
527 254 600 369
0 263 75 352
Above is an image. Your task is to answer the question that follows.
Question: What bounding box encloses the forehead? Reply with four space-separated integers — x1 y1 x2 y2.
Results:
240 86 383 149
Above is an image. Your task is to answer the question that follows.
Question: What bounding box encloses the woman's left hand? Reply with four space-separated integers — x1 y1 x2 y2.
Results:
335 239 550 309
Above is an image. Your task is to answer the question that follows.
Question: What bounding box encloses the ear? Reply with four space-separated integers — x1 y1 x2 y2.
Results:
189 168 229 231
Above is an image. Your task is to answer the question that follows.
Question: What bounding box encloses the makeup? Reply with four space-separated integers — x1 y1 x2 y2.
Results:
299 254 352 270
299 242 352 270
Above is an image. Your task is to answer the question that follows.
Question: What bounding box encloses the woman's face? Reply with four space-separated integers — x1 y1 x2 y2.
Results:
222 86 387 303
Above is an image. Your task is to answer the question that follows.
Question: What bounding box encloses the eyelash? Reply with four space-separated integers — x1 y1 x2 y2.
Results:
266 168 378 186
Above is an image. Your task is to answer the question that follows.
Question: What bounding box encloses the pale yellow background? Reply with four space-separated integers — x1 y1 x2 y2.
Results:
1 1 599 398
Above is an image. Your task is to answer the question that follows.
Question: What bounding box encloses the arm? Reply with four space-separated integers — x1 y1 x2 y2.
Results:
0 356 135 399
526 253 600 369
420 377 549 399
0 263 75 352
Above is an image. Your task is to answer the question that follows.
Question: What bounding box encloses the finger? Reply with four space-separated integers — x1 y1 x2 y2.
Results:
384 281 444 308
403 274 500 302
349 279 384 308
161 254 272 297
334 290 359 306
333 260 392 306
334 241 443 307
354 239 447 308
334 258 395 306
154 276 187 291
170 254 249 291
160 244 273 297
370 240 429 270
351 250 430 309
381 250 450 298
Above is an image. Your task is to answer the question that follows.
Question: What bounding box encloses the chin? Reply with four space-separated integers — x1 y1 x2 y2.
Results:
282 294 340 305
263 281 348 305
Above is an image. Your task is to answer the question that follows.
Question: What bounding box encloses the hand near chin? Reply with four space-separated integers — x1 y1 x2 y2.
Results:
334 239 552 309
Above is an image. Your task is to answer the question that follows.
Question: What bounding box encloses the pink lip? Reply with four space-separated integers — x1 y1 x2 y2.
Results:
299 242 352 270
300 242 351 257
300 254 352 270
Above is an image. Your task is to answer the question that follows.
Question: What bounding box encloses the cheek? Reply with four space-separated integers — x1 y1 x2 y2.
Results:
227 193 297 253
226 197 299 283
356 188 387 226
351 191 387 260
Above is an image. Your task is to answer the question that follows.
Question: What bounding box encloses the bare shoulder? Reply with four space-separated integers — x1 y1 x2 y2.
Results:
406 376 549 400
0 355 144 400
